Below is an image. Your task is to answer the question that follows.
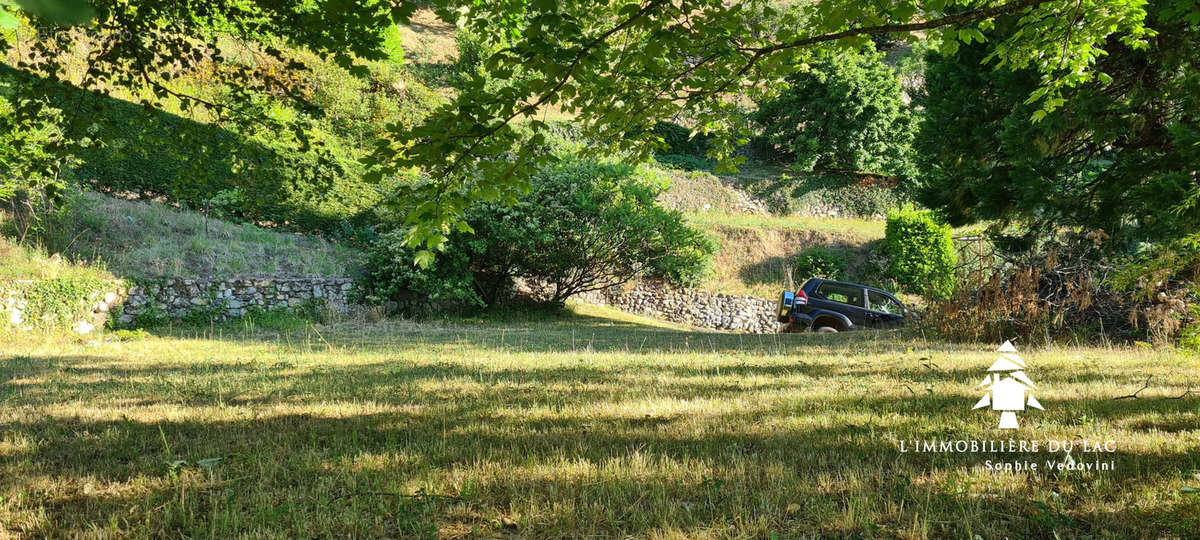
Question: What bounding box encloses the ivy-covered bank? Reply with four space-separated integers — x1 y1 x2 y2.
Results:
1 276 355 333
1 277 120 333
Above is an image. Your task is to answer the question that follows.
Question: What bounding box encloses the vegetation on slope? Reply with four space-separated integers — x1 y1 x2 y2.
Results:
0 236 113 281
4 192 361 279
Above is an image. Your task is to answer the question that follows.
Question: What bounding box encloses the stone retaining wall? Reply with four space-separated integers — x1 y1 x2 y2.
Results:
2 277 356 333
555 281 780 334
118 277 355 326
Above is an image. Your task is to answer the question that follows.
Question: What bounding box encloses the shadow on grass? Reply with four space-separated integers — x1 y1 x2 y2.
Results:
144 303 944 358
2 382 1197 537
4 320 1198 535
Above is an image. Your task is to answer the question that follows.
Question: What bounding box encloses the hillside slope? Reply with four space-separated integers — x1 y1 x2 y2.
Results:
7 192 362 279
652 163 886 298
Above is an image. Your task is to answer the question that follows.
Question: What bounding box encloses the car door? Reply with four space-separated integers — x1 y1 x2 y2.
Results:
810 281 872 327
866 290 906 328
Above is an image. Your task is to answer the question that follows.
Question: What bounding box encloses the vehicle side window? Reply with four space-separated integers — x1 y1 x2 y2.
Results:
868 290 902 314
814 282 864 307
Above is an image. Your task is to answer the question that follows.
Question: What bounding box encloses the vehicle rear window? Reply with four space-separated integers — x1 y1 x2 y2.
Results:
814 282 864 307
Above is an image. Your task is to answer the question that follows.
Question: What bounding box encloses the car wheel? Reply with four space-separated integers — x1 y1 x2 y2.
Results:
815 326 838 333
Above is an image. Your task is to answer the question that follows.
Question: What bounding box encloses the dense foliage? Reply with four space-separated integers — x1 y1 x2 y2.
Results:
792 246 848 281
1 0 406 213
361 227 482 307
752 48 916 177
913 2 1200 247
0 41 437 233
1113 233 1200 345
0 0 1163 261
884 207 956 299
362 158 714 308
650 121 711 159
364 0 1153 259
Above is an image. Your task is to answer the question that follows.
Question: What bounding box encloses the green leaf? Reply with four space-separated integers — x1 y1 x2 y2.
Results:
0 8 18 29
413 250 435 268
14 0 94 25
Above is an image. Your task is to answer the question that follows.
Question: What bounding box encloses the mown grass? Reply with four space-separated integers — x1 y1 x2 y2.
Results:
2 304 1198 537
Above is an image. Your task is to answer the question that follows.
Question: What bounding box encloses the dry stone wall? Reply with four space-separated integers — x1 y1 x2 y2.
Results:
2 277 355 333
7 274 778 334
548 281 780 334
119 277 355 326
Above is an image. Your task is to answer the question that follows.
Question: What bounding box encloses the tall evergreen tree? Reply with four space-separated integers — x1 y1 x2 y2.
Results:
913 2 1200 245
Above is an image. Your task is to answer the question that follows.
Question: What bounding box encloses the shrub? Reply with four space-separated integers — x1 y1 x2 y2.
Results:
884 207 956 299
654 153 712 171
469 159 714 304
1181 309 1200 352
650 121 710 158
920 231 1140 344
1112 233 1200 344
792 247 848 281
364 158 715 308
360 228 483 309
752 47 916 177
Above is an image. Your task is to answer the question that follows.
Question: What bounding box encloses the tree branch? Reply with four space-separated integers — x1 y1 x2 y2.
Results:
688 0 1057 103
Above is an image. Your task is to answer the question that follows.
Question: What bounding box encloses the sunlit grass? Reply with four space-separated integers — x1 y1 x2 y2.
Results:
686 211 885 240
0 236 115 281
1 305 1198 537
40 191 363 279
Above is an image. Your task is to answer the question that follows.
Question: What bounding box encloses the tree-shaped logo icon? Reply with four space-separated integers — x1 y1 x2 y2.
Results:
973 341 1043 429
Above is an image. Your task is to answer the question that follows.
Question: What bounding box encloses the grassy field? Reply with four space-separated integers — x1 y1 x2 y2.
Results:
2 305 1198 538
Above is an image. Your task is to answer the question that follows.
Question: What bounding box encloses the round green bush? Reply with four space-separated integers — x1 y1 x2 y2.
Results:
884 206 957 299
362 158 715 308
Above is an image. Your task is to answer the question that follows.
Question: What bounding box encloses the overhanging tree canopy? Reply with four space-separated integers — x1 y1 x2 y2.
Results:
1 0 1171 260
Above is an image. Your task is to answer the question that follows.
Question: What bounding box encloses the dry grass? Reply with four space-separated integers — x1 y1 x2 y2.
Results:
396 10 458 66
685 212 886 239
41 191 362 279
2 304 1198 537
0 236 115 282
696 224 880 299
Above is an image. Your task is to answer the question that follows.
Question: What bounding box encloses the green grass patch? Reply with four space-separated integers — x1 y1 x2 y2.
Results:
686 212 885 240
2 309 1197 537
0 236 114 282
41 191 362 279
